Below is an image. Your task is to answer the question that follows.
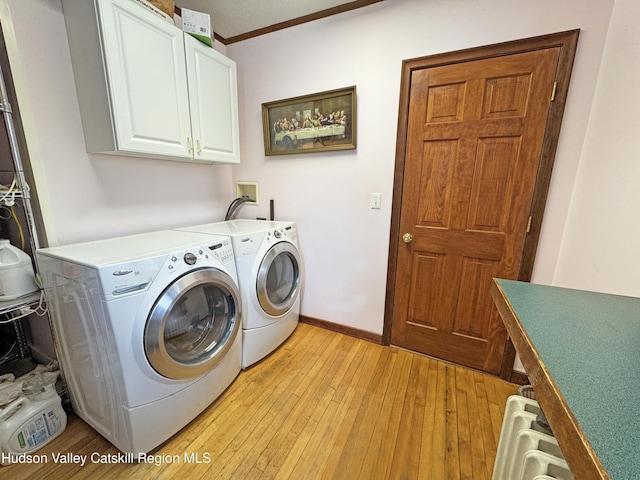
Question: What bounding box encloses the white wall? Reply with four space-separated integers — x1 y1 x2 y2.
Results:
1 0 236 248
228 0 614 334
553 0 640 297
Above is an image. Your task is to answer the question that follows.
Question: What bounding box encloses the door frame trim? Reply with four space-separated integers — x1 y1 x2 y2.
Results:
382 30 580 380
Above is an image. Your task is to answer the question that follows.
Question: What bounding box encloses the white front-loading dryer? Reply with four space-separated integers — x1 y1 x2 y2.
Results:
176 220 303 368
36 230 241 454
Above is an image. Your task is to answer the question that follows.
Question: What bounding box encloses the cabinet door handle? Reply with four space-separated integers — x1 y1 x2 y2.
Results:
187 136 193 153
197 139 202 155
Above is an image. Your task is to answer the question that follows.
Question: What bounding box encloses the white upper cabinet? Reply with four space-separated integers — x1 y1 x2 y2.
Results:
184 34 240 164
99 0 192 159
62 0 240 164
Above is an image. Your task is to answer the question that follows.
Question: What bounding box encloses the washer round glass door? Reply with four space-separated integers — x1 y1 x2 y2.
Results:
145 268 240 380
257 242 301 317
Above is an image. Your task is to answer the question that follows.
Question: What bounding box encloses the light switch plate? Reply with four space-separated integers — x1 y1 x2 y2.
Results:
370 193 382 209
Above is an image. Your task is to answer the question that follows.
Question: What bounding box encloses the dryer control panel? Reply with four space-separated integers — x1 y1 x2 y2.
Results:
266 224 297 245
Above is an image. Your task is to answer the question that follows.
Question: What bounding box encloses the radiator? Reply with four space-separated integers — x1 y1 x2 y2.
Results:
492 394 574 480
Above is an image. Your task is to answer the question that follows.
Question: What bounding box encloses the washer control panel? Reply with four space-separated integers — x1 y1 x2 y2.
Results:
207 238 234 264
101 237 235 298
167 238 234 271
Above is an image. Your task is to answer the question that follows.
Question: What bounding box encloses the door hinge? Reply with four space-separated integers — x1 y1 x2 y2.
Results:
550 82 558 102
526 216 533 233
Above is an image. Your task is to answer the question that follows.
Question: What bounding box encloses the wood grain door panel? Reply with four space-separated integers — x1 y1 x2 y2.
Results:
391 46 561 374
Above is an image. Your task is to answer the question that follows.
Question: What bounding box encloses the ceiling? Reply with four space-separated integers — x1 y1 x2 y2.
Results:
176 0 383 43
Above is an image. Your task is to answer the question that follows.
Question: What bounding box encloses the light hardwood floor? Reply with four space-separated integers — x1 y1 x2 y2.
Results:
3 323 517 479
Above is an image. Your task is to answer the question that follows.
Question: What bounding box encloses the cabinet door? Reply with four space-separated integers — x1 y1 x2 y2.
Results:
184 34 241 164
97 0 192 158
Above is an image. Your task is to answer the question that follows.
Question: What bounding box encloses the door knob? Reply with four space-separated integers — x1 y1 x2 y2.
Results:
402 233 413 243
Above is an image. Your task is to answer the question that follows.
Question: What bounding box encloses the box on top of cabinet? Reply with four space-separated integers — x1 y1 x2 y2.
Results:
131 0 173 23
144 0 174 18
180 8 213 47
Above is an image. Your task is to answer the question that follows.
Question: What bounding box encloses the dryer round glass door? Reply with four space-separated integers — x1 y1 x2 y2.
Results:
257 242 301 317
145 268 241 380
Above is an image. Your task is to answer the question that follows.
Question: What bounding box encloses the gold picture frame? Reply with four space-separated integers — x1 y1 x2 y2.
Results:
262 86 356 155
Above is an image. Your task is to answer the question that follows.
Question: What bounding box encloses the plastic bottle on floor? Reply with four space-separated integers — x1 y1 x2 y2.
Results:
0 384 67 464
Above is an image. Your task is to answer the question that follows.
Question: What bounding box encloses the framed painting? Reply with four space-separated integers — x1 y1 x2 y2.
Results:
262 86 356 155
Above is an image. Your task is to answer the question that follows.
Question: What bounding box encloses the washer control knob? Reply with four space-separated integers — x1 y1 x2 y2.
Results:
184 252 197 265
274 229 282 239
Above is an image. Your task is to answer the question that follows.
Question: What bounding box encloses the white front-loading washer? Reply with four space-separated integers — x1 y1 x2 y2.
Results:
177 220 303 368
36 230 242 454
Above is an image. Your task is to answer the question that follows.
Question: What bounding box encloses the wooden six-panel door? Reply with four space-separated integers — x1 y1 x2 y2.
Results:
390 46 562 375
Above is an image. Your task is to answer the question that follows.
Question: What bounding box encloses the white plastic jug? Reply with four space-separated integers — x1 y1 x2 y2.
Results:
0 385 67 463
0 239 38 300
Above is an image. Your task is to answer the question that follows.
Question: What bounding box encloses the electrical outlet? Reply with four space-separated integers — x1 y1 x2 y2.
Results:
370 193 382 209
